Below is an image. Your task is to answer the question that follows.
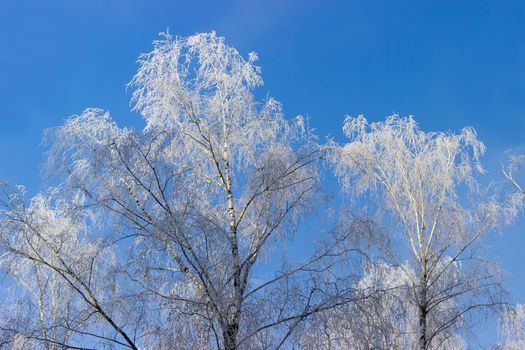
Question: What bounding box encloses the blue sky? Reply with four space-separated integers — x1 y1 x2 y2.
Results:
0 1 524 347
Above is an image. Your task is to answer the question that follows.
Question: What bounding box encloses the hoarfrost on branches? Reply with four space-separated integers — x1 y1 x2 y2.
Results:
0 30 523 350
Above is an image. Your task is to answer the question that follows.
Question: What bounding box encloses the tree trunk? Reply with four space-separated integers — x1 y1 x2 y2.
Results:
418 298 428 350
418 266 428 350
223 321 240 350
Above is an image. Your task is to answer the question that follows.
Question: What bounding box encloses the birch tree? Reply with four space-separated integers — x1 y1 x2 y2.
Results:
329 115 512 349
0 185 142 350
41 32 357 349
495 158 525 349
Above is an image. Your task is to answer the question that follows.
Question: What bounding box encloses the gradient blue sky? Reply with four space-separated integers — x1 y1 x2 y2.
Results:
1 1 524 348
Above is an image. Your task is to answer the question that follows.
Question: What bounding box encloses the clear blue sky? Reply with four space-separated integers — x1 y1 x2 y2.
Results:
0 1 524 348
